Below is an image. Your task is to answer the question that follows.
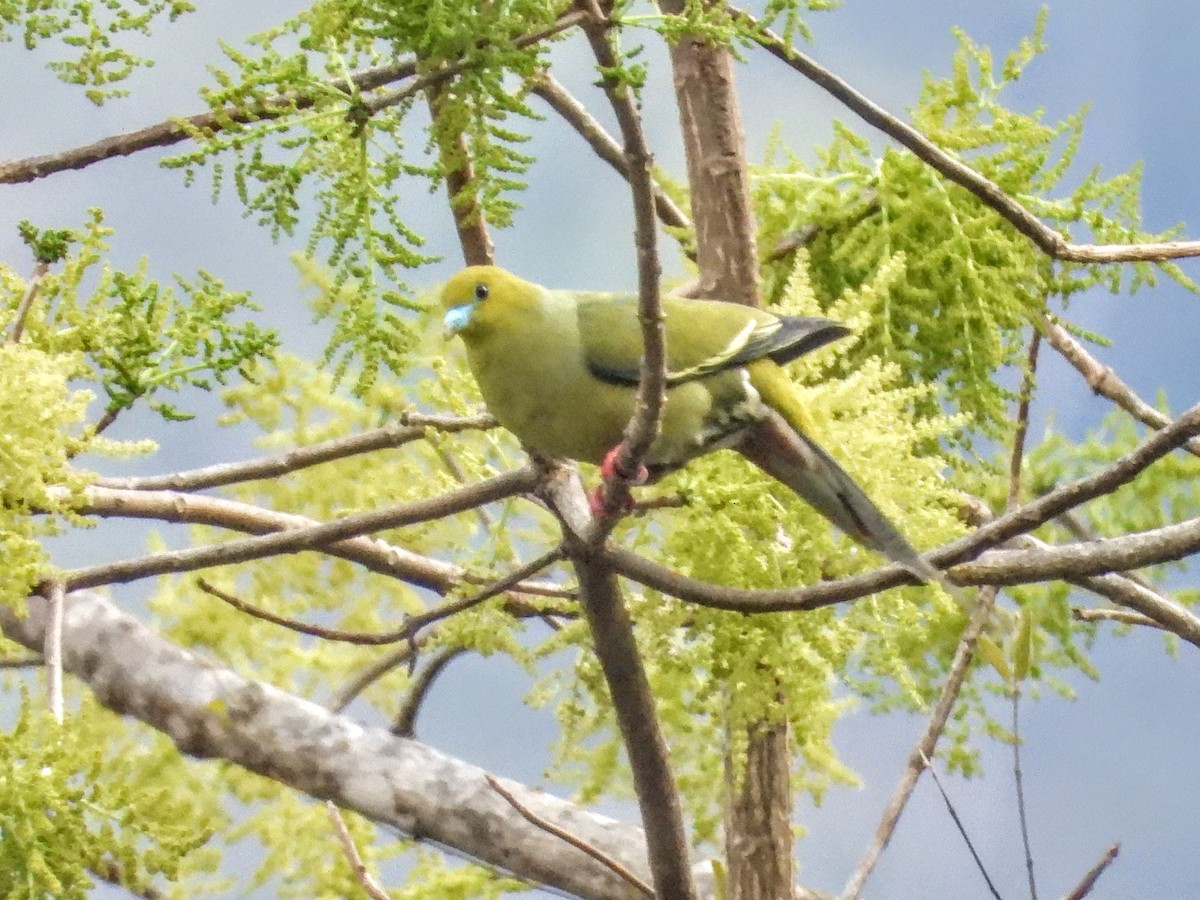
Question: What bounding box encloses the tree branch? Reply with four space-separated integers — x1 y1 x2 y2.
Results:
735 6 1200 264
89 413 497 492
486 774 654 898
0 590 708 900
391 647 469 737
1072 607 1165 631
577 0 668 511
326 803 392 900
841 586 999 899
1062 843 1121 900
0 14 586 185
540 462 698 899
609 400 1200 610
1041 317 1200 458
530 72 692 231
61 467 539 590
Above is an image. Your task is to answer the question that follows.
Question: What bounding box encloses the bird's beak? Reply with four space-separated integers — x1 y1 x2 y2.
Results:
442 304 473 339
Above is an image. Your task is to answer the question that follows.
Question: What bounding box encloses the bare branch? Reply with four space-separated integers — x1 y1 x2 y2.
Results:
90 413 497 492
326 803 392 900
0 590 692 900
577 0 668 515
950 516 1200 587
0 61 410 185
1072 607 1165 630
842 586 1000 900
485 774 654 898
735 7 1200 264
530 73 692 231
0 655 44 668
962 496 1200 648
920 751 1004 900
71 483 569 599
1062 843 1121 900
61 466 538 590
392 647 469 737
1042 318 1200 458
427 78 496 267
196 578 410 645
1009 330 1041 509
9 261 50 343
332 640 428 714
196 546 564 649
608 400 1200 611
44 581 65 724
540 463 698 900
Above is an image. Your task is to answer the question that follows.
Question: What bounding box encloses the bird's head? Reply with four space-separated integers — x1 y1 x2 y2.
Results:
440 265 538 340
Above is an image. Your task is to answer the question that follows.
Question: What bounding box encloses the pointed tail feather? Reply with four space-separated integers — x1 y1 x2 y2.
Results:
737 413 942 584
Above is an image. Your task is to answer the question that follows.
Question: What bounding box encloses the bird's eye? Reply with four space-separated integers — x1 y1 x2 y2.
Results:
474 282 490 301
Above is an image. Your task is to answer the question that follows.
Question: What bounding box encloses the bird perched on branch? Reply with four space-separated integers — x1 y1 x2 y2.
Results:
440 265 939 583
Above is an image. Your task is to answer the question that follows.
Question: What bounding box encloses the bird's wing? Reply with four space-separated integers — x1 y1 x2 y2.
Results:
572 292 849 386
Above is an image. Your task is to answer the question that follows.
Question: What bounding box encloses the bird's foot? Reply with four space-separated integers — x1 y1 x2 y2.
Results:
598 446 649 485
590 447 649 518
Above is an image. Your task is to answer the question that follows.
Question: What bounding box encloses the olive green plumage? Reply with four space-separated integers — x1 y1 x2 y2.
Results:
441 265 938 582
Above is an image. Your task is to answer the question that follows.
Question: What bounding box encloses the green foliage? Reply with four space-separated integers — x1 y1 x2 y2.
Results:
0 344 89 607
17 222 74 266
7 210 277 426
755 13 1190 443
0 693 224 898
0 0 194 103
163 0 565 392
141 345 548 892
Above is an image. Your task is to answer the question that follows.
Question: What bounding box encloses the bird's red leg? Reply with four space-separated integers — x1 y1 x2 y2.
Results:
589 446 649 517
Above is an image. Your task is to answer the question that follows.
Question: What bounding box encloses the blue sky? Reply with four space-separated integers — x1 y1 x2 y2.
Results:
3 2 1198 897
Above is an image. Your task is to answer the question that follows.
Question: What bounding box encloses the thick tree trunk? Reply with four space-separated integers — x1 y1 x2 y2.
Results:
658 3 795 897
725 718 795 899
661 14 759 306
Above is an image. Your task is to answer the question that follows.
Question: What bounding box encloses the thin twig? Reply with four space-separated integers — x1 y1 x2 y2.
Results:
197 578 408 645
326 802 391 900
1062 843 1120 900
1008 330 1041 509
1005 331 1039 900
841 586 999 900
91 413 497 492
485 774 654 898
1072 607 1165 630
365 11 587 116
530 72 692 231
198 546 564 646
1011 688 1037 900
391 646 468 736
9 261 49 343
1042 318 1200 458
0 655 44 668
0 14 586 185
331 638 429 714
735 7 1200 264
44 581 65 724
920 752 1004 900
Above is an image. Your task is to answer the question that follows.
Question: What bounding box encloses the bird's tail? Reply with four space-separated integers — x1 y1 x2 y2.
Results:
737 412 943 585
